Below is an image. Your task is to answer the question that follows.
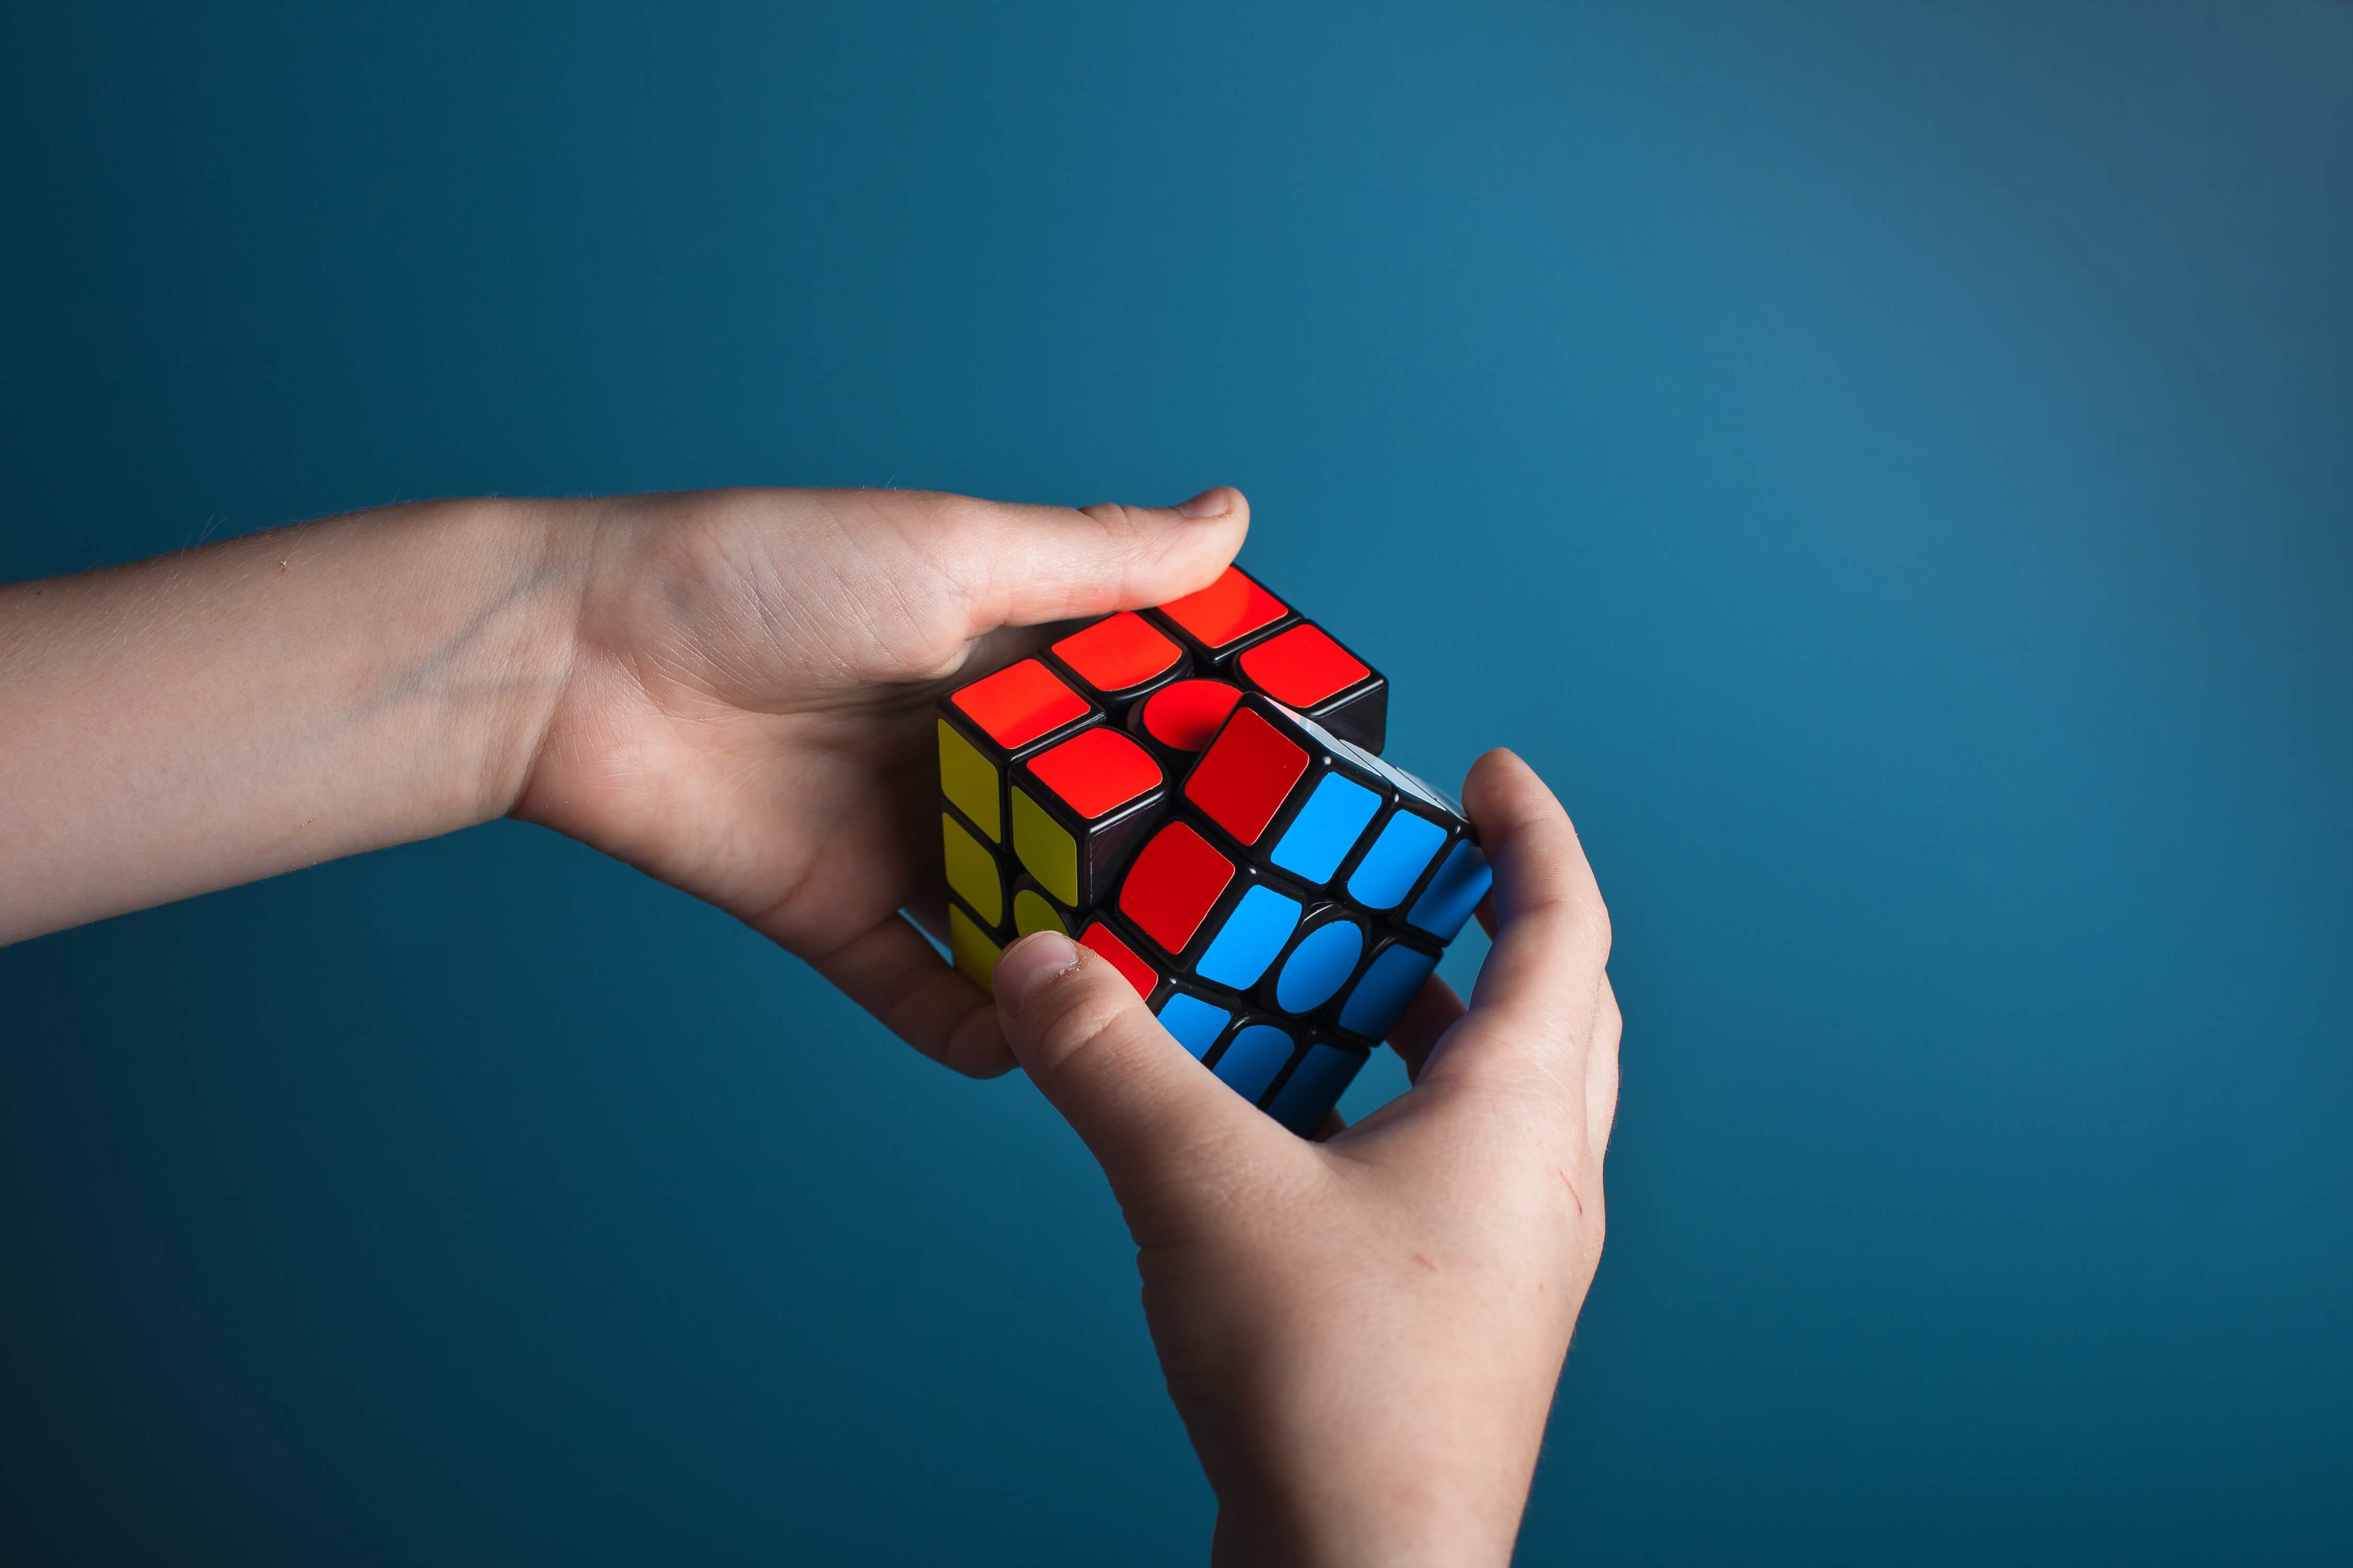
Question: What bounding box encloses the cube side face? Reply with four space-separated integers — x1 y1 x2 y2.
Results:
942 807 1008 930
1340 800 1462 915
1330 933 1441 1044
1265 1037 1371 1134
948 898 1005 995
1261 904 1370 1018
1206 1017 1300 1103
1263 770 1385 887
1182 703 1314 849
1147 977 1247 1060
1010 875 1073 938
1077 916 1162 999
937 718 1004 843
1403 839 1495 943
1194 881 1305 991
1116 817 1239 960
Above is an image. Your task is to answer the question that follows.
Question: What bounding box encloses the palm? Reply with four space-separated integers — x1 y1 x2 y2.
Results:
513 485 1248 1076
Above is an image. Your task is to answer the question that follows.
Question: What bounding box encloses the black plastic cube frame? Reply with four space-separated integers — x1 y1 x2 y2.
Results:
1007 746 1166 913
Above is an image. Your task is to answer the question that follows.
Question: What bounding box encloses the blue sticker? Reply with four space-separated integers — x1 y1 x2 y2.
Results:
1196 885 1303 989
1274 920 1365 1014
1268 773 1381 884
1337 943 1439 1039
1213 1024 1296 1103
1157 993 1233 1059
1405 841 1493 941
1267 1044 1368 1134
1346 810 1447 910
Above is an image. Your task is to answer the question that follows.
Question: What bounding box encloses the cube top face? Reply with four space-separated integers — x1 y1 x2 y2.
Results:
1136 678 1242 753
1051 611 1183 699
1183 704 1312 846
1237 622 1371 710
1117 818 1237 955
1152 566 1290 653
949 658 1091 749
1026 726 1163 820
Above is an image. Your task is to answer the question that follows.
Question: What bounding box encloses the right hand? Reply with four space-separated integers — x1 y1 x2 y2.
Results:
989 749 1619 1567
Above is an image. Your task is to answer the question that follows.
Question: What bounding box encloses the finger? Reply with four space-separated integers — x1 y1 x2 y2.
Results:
1427 749 1610 1085
993 930 1272 1199
1313 1109 1347 1141
806 911 1016 1079
1588 972 1622 1156
937 487 1252 632
1386 972 1466 1083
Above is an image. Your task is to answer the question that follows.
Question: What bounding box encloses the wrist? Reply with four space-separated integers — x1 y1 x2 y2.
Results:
476 495 625 826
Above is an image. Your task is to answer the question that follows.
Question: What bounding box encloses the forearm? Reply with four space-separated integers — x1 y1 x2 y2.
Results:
0 498 591 943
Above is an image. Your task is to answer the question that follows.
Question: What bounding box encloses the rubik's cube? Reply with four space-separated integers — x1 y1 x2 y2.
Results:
936 565 1492 1135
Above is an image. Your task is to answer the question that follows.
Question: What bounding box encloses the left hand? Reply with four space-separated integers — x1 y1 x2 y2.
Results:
511 484 1249 1076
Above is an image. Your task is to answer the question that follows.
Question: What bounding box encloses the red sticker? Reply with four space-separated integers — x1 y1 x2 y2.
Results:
950 659 1090 749
1183 706 1310 846
1118 820 1236 954
1027 727 1163 820
1079 921 1160 999
1238 623 1369 708
1052 612 1181 694
1139 679 1243 752
1155 566 1288 650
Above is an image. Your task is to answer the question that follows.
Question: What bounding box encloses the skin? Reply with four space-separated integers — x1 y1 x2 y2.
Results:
0 486 1617 1563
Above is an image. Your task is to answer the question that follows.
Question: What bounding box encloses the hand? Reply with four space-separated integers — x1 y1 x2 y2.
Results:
0 482 1243 1051
511 485 1250 1076
986 750 1619 1566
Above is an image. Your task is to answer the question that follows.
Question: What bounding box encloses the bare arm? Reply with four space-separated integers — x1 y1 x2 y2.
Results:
0 483 1247 1082
0 499 586 942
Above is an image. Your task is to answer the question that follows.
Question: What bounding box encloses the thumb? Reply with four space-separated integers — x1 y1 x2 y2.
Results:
994 930 1266 1200
946 487 1252 632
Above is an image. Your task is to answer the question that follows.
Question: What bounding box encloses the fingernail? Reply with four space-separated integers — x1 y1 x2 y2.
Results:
994 931 1081 1021
1176 486 1230 519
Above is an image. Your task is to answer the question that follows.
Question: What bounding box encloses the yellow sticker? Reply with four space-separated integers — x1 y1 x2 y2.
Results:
938 719 1000 842
948 902 1001 995
1013 887 1070 938
942 813 1005 928
1010 786 1081 908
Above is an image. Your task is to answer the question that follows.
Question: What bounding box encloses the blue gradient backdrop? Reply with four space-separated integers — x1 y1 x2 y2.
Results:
4 3 2349 1562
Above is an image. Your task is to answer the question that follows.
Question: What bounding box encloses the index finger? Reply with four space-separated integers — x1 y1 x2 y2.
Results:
1419 749 1611 1087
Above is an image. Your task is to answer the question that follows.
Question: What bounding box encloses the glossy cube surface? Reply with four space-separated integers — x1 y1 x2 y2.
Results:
937 565 1483 1136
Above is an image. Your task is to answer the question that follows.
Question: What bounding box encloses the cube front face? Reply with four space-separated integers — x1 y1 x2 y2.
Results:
937 568 1477 1136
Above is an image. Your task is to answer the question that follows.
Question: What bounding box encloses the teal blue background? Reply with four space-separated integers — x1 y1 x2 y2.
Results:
4 2 2350 1562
